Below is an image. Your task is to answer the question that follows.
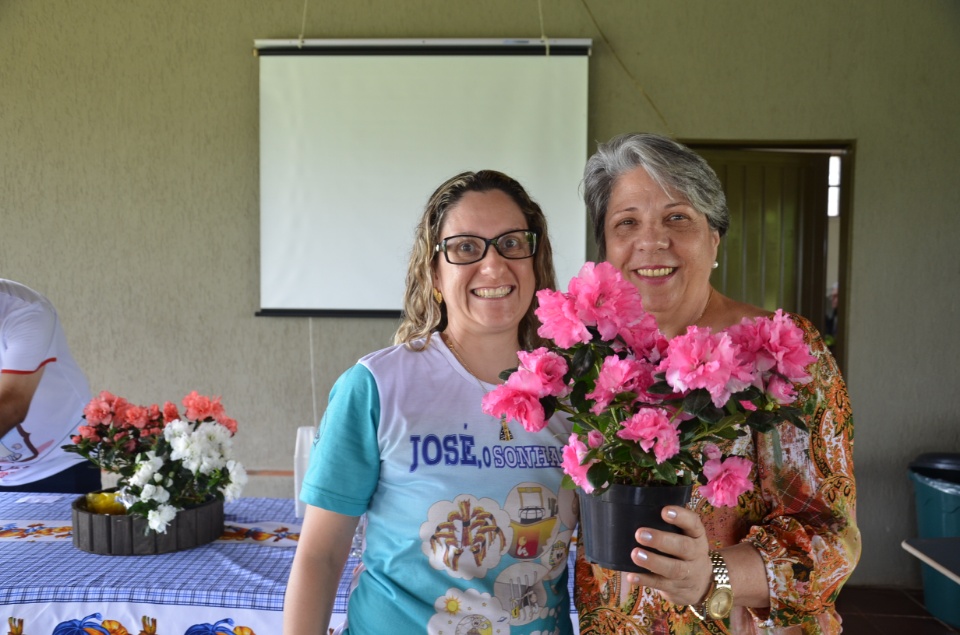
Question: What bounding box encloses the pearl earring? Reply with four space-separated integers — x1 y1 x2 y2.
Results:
712 261 719 269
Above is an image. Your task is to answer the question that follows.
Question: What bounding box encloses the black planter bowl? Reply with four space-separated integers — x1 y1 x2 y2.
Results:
72 492 224 556
578 483 692 574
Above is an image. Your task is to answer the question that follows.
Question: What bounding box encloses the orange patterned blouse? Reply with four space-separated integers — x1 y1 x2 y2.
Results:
574 315 860 634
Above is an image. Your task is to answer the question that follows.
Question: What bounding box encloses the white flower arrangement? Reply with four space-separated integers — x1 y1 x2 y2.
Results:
65 391 248 533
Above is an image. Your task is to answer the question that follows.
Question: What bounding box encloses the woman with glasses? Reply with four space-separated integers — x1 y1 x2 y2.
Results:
284 170 577 635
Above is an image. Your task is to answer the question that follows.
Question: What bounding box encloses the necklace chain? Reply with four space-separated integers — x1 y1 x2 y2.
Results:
694 288 714 327
439 331 513 441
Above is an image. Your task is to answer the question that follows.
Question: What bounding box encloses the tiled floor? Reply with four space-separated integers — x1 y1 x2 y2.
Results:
838 586 960 634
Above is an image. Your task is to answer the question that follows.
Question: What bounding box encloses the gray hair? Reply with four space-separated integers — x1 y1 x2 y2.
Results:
582 133 729 259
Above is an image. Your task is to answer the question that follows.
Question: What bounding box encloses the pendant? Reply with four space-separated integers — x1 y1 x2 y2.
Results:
499 415 513 441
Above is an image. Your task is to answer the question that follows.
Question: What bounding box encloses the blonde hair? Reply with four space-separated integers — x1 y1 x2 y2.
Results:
394 170 556 350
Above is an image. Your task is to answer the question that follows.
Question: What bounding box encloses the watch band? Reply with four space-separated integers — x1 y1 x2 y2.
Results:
689 551 733 621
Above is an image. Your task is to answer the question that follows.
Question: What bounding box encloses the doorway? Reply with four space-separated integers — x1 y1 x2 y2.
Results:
687 143 853 371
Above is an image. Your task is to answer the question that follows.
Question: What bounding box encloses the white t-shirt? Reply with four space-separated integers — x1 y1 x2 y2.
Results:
301 336 576 635
0 280 91 485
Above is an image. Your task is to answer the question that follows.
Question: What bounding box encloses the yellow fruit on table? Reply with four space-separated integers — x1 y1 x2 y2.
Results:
85 491 128 515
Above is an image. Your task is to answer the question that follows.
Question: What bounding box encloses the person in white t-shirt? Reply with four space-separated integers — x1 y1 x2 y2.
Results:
0 279 97 492
284 171 577 635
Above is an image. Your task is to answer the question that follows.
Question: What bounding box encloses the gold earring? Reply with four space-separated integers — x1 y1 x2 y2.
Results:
433 288 443 305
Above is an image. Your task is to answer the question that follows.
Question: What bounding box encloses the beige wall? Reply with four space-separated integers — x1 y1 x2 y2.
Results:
2 0 958 587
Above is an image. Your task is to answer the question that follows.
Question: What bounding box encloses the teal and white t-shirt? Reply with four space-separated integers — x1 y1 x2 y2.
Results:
301 336 576 635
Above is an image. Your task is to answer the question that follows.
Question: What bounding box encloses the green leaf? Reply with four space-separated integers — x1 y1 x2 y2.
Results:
541 396 557 420
746 410 778 433
498 367 518 382
770 427 784 469
572 345 595 378
647 380 674 395
587 462 613 490
654 462 679 483
683 389 712 415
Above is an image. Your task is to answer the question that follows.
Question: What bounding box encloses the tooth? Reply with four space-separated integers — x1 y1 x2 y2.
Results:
636 267 674 277
475 286 510 298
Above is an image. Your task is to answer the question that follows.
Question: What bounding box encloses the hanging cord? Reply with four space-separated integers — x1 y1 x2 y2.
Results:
537 0 550 56
298 0 310 48
578 0 673 136
309 317 318 427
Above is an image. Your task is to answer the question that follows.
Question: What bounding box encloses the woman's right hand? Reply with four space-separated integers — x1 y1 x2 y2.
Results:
624 505 714 607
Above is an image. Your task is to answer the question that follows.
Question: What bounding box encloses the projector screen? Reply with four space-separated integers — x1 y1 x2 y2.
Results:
257 39 591 316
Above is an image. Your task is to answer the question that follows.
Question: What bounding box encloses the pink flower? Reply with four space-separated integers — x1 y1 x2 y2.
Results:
765 375 798 405
702 443 722 461
561 434 598 494
618 312 667 362
739 400 758 411
482 382 548 433
586 355 649 414
123 405 150 430
77 425 101 442
182 391 224 422
700 455 754 507
616 408 680 464
568 262 645 341
517 347 569 397
659 327 754 407
587 430 605 448
162 401 180 423
83 397 114 425
729 310 815 384
535 289 590 348
216 415 238 435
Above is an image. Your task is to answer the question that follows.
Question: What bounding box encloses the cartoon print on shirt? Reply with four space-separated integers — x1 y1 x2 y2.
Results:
496 562 548 623
427 586 511 635
539 529 574 582
503 483 561 560
421 496 511 580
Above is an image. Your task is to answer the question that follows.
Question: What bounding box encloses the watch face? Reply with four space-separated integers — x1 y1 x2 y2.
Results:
707 587 734 619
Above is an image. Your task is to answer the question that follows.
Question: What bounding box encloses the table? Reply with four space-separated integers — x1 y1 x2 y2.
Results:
2 493 579 633
902 537 960 585
0 492 321 634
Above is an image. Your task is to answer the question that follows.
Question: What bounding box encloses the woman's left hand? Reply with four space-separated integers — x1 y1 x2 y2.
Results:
625 505 713 606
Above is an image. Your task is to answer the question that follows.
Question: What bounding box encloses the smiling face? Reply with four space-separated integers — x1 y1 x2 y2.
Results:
603 166 720 336
433 189 536 343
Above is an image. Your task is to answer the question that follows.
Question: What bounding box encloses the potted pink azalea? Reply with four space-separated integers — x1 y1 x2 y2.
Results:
482 262 815 571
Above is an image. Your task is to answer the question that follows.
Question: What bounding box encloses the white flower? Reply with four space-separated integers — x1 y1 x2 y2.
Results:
128 451 164 488
222 460 248 502
140 483 171 504
147 504 177 533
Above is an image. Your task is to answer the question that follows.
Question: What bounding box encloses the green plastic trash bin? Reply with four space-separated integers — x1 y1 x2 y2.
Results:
910 453 960 627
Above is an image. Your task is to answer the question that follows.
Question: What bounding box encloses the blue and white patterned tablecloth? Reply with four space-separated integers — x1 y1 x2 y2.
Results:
0 492 354 634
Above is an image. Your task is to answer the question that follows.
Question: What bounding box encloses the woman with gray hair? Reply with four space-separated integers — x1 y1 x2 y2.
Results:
574 133 859 634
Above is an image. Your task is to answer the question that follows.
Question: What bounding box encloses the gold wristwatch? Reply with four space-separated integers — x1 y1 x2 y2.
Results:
689 551 733 621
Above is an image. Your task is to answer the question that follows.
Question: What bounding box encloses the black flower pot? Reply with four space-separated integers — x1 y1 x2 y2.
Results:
578 483 692 574
72 491 224 555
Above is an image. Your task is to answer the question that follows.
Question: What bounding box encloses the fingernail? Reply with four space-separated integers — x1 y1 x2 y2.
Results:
665 509 678 520
626 574 639 585
634 548 648 562
639 530 653 543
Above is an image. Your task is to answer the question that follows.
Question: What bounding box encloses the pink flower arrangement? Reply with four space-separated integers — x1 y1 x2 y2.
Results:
482 262 815 507
64 391 245 531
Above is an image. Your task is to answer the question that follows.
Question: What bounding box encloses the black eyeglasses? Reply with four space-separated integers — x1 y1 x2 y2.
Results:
435 229 540 265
